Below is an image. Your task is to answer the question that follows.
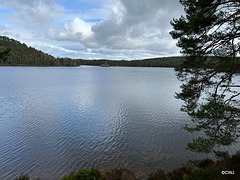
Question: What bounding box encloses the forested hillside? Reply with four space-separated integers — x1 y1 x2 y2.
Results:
0 36 79 66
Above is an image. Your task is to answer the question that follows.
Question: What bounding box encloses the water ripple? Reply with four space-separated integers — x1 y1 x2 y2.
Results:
0 66 239 180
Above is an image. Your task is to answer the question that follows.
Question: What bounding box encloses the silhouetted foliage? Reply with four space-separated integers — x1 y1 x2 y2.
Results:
148 170 166 180
11 152 240 179
62 167 104 180
104 168 136 180
13 174 29 180
170 0 240 153
148 152 240 180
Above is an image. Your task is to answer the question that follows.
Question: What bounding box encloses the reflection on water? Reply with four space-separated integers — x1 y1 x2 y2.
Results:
0 66 235 179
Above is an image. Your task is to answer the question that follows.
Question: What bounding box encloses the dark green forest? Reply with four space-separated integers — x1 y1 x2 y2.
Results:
0 36 185 67
80 57 183 67
0 36 80 66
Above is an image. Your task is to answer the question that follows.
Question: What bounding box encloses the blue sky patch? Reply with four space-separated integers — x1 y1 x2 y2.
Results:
84 19 103 23
55 0 101 10
0 8 13 15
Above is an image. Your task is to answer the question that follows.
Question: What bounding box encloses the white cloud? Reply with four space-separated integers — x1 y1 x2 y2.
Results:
0 0 184 59
79 0 184 56
2 0 62 25
58 18 93 41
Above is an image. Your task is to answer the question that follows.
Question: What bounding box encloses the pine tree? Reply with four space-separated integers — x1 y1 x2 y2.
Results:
0 48 10 64
170 0 240 153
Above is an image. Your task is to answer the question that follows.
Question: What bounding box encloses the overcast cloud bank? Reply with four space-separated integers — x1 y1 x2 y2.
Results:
0 0 184 59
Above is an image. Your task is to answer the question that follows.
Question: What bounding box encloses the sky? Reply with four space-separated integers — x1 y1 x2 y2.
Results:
0 0 185 60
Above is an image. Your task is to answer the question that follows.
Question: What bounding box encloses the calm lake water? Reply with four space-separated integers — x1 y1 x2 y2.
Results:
0 66 238 179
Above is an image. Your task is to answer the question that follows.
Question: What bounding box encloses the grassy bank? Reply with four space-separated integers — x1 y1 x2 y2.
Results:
14 151 240 180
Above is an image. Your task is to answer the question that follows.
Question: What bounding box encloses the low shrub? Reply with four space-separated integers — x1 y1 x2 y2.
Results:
104 168 136 180
187 168 221 180
148 169 166 180
62 167 104 180
197 159 214 168
13 174 29 180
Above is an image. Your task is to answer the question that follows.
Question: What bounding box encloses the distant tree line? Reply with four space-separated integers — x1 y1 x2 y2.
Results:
0 36 185 68
1 35 238 69
79 57 184 67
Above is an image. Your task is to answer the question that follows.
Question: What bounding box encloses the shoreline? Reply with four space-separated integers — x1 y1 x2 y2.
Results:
13 151 240 180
